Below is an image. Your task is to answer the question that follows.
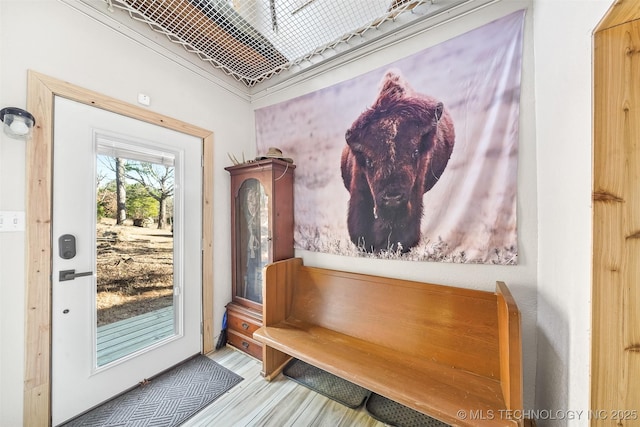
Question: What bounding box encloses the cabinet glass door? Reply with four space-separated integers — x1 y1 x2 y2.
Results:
235 179 269 303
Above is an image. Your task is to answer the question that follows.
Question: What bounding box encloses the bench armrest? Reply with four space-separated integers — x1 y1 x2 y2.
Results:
263 257 302 325
257 258 302 378
496 281 523 414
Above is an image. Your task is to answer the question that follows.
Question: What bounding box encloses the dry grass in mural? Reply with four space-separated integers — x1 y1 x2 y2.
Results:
96 219 173 327
295 223 517 264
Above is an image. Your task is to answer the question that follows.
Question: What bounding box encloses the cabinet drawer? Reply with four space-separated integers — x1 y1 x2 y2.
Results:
227 330 263 360
227 311 261 338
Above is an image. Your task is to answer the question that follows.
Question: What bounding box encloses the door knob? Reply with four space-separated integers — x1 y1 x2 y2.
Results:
59 269 94 282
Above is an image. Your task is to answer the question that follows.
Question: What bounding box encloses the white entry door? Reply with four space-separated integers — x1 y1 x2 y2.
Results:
51 97 203 425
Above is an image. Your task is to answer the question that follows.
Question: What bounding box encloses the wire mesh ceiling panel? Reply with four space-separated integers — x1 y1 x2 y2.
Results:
107 0 450 87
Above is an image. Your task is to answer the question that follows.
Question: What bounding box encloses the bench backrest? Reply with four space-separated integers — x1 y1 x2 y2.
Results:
288 265 501 379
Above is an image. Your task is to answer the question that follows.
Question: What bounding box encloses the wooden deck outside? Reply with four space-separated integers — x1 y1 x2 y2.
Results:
97 306 174 366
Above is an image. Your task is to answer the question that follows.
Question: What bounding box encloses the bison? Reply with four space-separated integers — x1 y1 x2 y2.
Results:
341 70 455 253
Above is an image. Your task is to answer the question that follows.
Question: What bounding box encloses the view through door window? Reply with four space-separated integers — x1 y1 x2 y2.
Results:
95 153 176 366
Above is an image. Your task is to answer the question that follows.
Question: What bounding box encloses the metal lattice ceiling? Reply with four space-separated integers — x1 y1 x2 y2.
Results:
105 0 456 87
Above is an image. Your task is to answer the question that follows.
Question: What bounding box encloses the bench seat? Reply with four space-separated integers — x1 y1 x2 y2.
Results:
255 319 510 427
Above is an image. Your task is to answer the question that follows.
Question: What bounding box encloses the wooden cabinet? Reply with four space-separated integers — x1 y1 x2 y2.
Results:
225 304 264 360
225 158 295 359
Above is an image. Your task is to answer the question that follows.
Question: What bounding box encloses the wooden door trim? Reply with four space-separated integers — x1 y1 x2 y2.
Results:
592 2 640 425
24 71 215 426
595 0 640 32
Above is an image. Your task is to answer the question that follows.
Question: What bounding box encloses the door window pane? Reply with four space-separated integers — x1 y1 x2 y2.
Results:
95 152 176 366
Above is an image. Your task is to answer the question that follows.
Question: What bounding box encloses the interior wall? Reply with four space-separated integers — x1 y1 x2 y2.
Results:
252 0 538 411
0 0 621 425
0 1 253 425
533 0 613 426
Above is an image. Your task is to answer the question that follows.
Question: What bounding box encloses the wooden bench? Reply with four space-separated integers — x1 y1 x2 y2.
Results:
253 258 523 427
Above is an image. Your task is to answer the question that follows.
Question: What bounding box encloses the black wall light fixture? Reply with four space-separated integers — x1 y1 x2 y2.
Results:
0 107 36 140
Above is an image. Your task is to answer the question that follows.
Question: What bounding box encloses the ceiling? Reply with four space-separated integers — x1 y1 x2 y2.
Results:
65 0 497 96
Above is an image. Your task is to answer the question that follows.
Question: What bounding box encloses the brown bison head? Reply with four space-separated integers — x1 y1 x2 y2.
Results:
342 70 455 225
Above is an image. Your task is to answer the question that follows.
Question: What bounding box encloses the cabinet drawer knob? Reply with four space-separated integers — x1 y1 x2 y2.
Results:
241 322 249 330
242 341 249 349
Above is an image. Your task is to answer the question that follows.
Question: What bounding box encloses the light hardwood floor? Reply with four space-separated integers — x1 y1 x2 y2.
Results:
182 346 386 427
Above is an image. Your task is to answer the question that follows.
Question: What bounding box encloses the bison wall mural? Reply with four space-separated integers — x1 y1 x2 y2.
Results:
254 10 525 264
341 70 455 253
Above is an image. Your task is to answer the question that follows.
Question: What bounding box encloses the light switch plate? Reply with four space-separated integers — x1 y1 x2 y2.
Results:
0 211 25 232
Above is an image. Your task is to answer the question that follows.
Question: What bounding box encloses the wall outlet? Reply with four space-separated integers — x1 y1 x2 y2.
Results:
0 211 25 232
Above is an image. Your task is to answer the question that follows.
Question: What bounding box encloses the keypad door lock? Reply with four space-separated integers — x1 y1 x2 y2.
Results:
59 234 77 259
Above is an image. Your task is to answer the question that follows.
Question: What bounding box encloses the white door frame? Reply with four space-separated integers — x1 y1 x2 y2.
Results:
23 71 215 427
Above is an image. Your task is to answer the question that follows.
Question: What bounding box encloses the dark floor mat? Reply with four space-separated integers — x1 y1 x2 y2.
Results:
62 355 243 427
365 393 451 427
282 358 370 409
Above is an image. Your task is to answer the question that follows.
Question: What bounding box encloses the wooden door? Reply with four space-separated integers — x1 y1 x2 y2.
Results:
592 3 640 425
